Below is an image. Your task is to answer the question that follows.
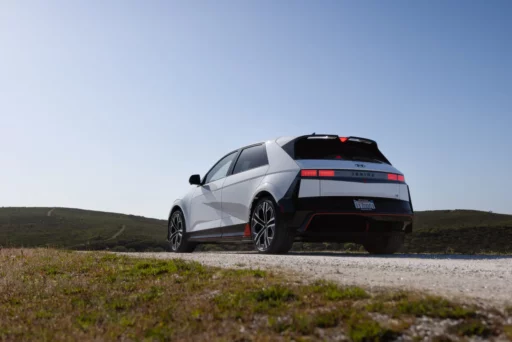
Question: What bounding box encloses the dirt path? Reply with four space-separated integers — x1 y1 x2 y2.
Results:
124 251 512 307
106 225 125 241
47 208 55 217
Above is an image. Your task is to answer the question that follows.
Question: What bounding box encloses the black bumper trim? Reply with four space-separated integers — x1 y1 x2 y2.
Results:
277 196 414 237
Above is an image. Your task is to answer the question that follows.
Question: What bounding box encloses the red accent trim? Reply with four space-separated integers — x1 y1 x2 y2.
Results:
243 224 251 237
304 212 414 231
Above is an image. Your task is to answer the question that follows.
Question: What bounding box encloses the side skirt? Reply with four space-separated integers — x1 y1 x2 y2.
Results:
187 224 252 243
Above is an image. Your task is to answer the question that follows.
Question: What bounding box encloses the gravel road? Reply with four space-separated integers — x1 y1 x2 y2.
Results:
126 251 512 307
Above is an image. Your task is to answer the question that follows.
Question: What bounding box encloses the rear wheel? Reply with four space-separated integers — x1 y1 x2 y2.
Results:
251 197 294 254
168 210 196 253
364 234 404 255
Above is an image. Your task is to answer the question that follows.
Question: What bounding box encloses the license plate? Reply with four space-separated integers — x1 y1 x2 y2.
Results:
353 199 375 211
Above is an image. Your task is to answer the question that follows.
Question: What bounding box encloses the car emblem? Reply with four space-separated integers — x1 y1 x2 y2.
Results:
355 164 366 168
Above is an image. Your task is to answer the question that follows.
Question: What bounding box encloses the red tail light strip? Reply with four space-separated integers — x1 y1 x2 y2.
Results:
318 170 335 177
302 170 405 182
301 170 318 177
387 173 398 181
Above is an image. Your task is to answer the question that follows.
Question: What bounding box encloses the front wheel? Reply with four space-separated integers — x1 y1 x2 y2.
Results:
251 197 294 254
363 234 404 255
168 210 196 253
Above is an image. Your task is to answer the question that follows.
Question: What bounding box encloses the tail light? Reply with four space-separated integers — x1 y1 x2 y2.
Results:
318 170 335 177
387 174 398 181
301 170 318 177
388 173 405 182
301 170 335 177
303 170 405 182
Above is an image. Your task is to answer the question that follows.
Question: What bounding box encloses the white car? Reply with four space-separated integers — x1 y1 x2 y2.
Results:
168 134 413 254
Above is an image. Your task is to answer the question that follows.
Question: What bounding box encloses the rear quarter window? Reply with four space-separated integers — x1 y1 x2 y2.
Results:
232 144 268 174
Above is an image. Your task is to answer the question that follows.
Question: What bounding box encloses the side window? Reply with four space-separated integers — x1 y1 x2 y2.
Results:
204 152 238 184
232 144 268 175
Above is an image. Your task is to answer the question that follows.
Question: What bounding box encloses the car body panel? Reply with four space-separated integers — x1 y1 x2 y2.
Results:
298 179 320 197
220 164 269 229
266 141 300 175
188 178 225 232
319 180 401 200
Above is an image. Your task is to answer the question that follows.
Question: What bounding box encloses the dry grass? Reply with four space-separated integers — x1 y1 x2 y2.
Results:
0 249 510 341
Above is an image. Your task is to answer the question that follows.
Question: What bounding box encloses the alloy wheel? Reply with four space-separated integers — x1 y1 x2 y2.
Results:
252 200 276 251
169 212 183 251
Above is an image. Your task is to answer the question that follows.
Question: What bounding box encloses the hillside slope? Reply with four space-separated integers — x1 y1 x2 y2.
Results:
0 207 167 251
403 209 512 254
1 207 512 253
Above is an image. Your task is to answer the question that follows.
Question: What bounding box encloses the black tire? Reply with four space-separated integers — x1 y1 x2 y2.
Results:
364 234 404 255
251 196 294 254
168 210 196 253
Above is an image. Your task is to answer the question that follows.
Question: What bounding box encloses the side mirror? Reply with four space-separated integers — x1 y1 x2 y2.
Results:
189 174 201 185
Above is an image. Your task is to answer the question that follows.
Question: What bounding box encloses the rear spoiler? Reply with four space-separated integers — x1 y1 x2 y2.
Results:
282 134 391 165
295 134 377 145
342 136 377 145
303 134 377 145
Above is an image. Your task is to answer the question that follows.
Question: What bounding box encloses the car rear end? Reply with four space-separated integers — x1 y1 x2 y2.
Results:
277 135 413 250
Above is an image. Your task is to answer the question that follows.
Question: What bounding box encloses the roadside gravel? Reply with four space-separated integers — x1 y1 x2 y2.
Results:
124 251 512 307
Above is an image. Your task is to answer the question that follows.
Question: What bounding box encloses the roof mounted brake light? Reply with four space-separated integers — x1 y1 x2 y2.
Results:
339 137 348 143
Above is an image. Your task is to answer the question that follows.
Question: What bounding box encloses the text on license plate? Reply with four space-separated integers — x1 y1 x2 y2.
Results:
353 199 375 211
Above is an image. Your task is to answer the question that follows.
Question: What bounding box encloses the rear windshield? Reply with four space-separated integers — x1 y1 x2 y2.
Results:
291 137 390 164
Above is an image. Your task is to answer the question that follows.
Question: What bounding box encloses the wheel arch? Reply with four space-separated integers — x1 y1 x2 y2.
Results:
248 189 278 222
168 200 189 227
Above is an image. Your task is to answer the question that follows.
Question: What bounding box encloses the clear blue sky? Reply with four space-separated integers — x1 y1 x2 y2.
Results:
1 1 511 218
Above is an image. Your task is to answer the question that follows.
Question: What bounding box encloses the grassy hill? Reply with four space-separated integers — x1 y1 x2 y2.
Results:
1 207 512 254
403 209 512 254
0 207 167 252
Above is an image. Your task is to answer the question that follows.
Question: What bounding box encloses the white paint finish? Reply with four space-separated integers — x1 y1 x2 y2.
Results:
259 170 298 202
188 178 225 232
265 141 300 175
220 165 269 226
320 180 400 200
275 136 295 146
398 184 410 201
298 179 320 197
295 159 402 174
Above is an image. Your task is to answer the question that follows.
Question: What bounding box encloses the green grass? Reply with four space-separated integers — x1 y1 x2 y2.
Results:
2 207 512 254
0 207 166 251
450 319 492 337
1 249 510 341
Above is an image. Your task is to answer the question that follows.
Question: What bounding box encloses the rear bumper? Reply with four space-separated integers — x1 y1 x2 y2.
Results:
278 196 414 242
